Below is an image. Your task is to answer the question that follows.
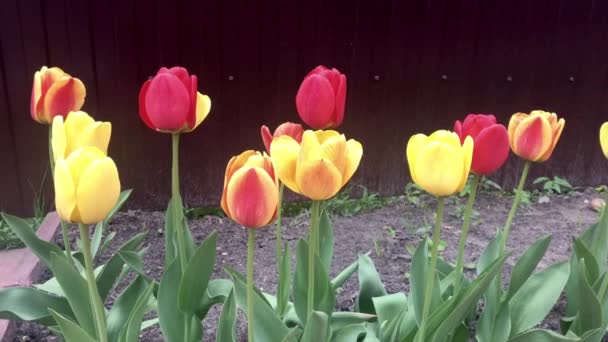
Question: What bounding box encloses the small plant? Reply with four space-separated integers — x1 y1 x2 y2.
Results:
533 175 574 195
452 203 481 224
325 185 385 217
405 182 425 206
459 175 504 197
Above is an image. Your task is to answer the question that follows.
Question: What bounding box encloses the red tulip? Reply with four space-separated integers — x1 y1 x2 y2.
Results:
260 122 304 154
295 66 346 129
138 67 211 133
30 66 86 124
454 114 510 175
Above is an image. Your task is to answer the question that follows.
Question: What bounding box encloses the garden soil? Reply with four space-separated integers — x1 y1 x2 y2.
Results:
12 189 606 341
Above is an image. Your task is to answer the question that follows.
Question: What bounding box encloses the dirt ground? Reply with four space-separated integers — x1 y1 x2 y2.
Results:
12 188 605 341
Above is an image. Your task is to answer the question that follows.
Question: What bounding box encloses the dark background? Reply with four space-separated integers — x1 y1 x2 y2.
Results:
1 0 608 215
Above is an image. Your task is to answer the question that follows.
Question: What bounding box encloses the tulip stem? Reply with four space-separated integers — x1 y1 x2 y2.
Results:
276 182 285 316
247 228 256 342
48 126 73 265
307 200 321 320
418 197 445 342
454 174 481 294
79 223 108 342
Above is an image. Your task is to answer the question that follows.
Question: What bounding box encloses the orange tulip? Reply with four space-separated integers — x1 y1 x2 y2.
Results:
30 66 86 124
221 151 279 228
508 110 565 162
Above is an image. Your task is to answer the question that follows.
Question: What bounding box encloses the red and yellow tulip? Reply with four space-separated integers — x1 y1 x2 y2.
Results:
261 122 304 155
52 111 111 161
30 66 86 124
508 110 565 162
270 130 362 200
221 151 279 228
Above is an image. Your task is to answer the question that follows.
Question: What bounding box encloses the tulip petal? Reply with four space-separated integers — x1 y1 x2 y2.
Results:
54 158 77 223
261 125 273 154
76 157 121 224
227 167 278 228
43 77 86 119
428 130 461 150
333 74 346 127
508 113 528 147
138 80 156 130
270 136 301 194
406 134 428 184
187 76 198 129
65 147 106 186
144 73 191 131
601 122 608 159
537 118 565 162
457 136 474 191
190 92 210 131
342 139 363 186
414 142 464 197
314 130 341 144
51 116 66 161
64 111 95 153
221 151 257 213
471 125 510 175
77 122 112 156
296 158 342 200
513 115 552 161
320 135 347 176
296 75 336 129
299 130 322 164
30 71 43 122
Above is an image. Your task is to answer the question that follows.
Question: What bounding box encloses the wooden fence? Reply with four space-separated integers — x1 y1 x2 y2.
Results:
1 0 608 214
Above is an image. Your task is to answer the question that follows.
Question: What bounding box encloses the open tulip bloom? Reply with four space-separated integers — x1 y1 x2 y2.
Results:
31 66 86 125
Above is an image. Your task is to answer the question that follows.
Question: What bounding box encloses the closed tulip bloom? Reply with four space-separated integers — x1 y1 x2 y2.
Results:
601 123 608 159
407 130 473 197
296 66 346 129
30 66 86 124
508 110 565 162
271 130 362 200
221 151 279 228
139 67 211 133
261 122 304 154
454 114 509 175
52 111 111 162
54 147 121 224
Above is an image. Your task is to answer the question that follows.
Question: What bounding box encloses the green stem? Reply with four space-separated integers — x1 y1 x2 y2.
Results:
307 200 321 319
276 182 285 315
247 228 256 342
48 126 73 265
418 197 445 341
79 223 108 342
454 174 481 293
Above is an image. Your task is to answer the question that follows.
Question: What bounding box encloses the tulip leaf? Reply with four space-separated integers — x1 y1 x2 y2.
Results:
1 212 65 268
301 311 329 342
410 238 441 326
330 311 375 332
92 189 132 258
319 209 334 272
164 198 179 267
118 280 155 342
215 289 237 342
332 253 368 290
97 232 146 300
178 231 217 313
506 329 580 342
225 266 290 341
103 189 132 226
506 234 552 301
49 309 96 342
0 287 73 326
450 324 470 342
281 327 302 342
508 261 570 336
293 239 336 326
569 259 602 335
107 276 151 341
331 324 367 342
476 232 502 342
373 293 409 341
277 241 292 318
573 238 600 285
355 254 387 314
196 279 234 319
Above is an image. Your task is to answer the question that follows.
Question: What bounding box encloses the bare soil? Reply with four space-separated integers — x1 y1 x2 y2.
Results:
12 189 604 341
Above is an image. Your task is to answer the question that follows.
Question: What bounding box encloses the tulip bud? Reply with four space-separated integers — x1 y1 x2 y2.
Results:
54 147 121 224
600 122 608 159
508 110 565 162
407 130 473 197
221 151 279 228
52 111 111 162
30 66 86 124
261 122 304 154
138 67 211 133
454 114 509 175
295 66 346 129
270 130 363 200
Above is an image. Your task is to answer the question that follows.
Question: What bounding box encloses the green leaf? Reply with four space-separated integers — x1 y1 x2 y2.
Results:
569 259 602 335
0 287 73 326
277 242 291 318
49 252 97 337
1 213 65 268
49 309 96 342
196 279 234 319
450 324 470 342
178 231 217 313
330 311 375 331
164 197 179 267
107 276 151 342
507 329 580 342
91 222 104 258
332 255 363 290
91 189 132 258
104 189 132 225
118 250 145 275
410 238 441 325
509 261 570 336
301 311 329 342
331 324 367 342
476 232 503 342
118 280 155 342
281 327 302 342
477 231 501 275
215 289 237 342
355 254 387 314
573 238 600 285
319 210 334 272
293 239 336 325
97 233 146 300
506 235 551 301
372 292 407 327
225 266 290 341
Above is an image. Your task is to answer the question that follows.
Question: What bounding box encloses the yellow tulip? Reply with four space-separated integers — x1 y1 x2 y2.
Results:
52 111 111 162
54 147 121 224
508 110 565 162
270 130 362 200
407 130 473 197
601 122 608 159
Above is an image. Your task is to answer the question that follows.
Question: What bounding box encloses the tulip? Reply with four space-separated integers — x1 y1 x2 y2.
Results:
407 130 473 197
454 114 510 175
221 150 279 228
54 147 121 224
138 66 211 133
51 111 111 162
508 110 565 162
270 130 362 200
30 66 86 124
600 122 608 159
295 66 346 129
261 122 304 154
